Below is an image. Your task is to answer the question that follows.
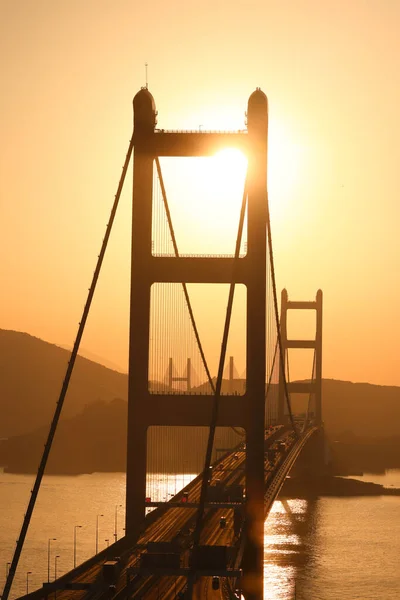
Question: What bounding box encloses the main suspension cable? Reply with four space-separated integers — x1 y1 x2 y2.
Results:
2 135 134 600
266 194 298 435
303 349 316 432
285 347 291 386
265 338 279 399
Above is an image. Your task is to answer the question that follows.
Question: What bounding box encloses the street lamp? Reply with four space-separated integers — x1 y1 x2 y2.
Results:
105 539 109 548
54 555 60 581
114 504 122 542
54 555 60 600
95 514 103 554
26 571 32 595
74 525 82 568
47 538 56 582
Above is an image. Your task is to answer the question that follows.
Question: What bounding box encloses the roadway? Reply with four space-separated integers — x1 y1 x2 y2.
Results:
24 424 317 600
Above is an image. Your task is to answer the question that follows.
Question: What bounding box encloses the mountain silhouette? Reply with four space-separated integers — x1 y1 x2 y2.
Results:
1 329 400 474
0 329 127 438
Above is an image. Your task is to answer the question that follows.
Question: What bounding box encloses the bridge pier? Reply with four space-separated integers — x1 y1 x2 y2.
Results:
290 427 327 477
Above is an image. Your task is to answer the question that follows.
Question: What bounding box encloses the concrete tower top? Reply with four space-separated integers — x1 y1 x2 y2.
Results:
133 87 157 132
247 88 268 135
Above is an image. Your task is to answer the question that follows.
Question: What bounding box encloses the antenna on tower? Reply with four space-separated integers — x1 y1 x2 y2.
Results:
145 62 148 89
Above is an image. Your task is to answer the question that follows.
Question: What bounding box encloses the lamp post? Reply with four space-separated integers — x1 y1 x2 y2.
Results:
54 555 60 581
74 525 82 568
183 460 188 487
54 555 60 600
105 539 109 548
95 514 103 554
47 538 56 583
114 504 122 542
26 571 32 595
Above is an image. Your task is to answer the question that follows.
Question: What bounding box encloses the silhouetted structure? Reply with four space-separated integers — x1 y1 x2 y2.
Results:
126 88 269 599
278 289 323 425
2 89 329 600
168 357 191 391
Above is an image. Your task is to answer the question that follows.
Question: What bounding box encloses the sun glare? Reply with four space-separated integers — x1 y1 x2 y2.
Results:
155 129 304 256
213 147 248 173
210 147 248 199
267 120 305 221
157 149 248 255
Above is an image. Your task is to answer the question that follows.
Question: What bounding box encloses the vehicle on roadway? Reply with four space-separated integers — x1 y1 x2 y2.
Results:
212 576 220 590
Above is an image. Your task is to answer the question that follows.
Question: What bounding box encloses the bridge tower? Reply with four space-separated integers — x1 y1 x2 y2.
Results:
126 88 268 599
278 289 323 424
168 357 192 392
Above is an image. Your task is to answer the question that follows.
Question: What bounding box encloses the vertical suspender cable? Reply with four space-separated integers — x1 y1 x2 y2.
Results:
265 339 278 400
156 157 247 446
2 135 134 600
303 350 316 433
155 159 245 434
155 158 250 595
154 158 216 394
186 181 248 598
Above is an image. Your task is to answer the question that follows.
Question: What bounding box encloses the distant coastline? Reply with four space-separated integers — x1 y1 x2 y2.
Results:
2 469 399 500
2 329 400 477
281 475 400 498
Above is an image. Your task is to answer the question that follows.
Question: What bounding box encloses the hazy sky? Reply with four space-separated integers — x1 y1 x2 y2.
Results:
1 0 399 386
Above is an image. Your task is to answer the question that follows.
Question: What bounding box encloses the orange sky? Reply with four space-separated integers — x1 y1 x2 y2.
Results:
1 0 399 386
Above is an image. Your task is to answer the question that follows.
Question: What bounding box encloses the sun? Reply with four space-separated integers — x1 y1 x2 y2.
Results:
156 149 248 255
212 147 248 175
209 147 248 201
155 132 304 256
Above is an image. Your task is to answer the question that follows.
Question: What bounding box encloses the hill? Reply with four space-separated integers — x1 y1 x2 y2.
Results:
290 379 400 437
0 399 244 474
0 398 128 474
0 329 127 438
1 329 400 473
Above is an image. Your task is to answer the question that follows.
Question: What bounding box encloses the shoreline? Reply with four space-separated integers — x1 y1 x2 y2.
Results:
2 469 400 498
280 475 400 498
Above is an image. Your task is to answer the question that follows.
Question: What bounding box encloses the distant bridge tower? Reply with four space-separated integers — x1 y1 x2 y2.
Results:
278 289 323 424
126 87 268 600
168 357 192 391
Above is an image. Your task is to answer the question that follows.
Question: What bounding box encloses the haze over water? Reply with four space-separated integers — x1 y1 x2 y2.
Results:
1 470 399 600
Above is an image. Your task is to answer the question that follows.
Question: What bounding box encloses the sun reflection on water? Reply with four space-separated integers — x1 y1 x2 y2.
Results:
264 499 309 599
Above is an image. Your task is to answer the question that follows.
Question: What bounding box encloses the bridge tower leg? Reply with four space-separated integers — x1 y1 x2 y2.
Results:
278 289 323 425
315 289 323 425
126 87 268 600
229 355 234 393
186 357 191 392
277 290 288 424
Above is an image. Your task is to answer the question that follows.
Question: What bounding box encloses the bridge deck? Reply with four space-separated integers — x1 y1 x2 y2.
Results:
19 425 319 600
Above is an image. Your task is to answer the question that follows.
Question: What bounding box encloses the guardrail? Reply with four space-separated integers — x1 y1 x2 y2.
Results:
155 129 247 135
229 426 319 594
264 426 318 517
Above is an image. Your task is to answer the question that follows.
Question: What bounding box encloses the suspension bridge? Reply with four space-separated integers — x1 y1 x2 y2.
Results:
2 87 325 600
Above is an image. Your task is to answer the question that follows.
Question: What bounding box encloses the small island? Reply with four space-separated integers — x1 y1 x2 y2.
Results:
281 475 400 498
